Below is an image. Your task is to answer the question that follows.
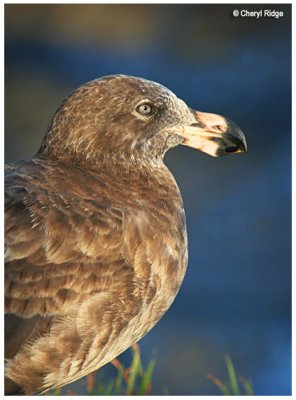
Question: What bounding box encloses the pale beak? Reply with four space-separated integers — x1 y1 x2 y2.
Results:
180 110 247 157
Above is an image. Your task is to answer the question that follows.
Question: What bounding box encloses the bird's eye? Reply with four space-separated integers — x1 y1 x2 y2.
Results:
136 103 154 116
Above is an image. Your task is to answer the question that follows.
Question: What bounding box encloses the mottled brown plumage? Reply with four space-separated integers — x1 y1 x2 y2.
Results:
5 75 246 394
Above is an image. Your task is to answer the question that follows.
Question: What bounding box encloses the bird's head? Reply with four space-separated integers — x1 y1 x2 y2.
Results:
37 75 247 168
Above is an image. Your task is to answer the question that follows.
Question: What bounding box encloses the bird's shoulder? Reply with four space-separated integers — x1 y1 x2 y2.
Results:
5 158 135 317
5 158 127 262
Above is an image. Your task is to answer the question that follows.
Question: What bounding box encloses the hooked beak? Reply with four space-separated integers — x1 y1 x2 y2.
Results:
179 110 247 157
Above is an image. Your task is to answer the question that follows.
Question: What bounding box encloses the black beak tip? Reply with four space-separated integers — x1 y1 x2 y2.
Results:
240 138 247 153
226 119 247 154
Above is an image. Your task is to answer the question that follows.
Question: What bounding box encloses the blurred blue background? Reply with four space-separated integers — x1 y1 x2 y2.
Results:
5 4 291 395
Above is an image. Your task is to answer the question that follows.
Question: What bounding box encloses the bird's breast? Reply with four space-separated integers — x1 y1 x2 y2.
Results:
123 186 188 333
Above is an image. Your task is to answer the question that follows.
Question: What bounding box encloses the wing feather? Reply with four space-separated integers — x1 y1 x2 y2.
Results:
4 160 149 394
5 160 130 349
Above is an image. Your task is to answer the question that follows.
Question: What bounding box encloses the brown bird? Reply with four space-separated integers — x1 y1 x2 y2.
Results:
5 75 247 395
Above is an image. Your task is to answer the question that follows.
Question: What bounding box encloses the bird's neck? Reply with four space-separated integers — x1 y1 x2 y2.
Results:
37 141 167 174
34 152 182 203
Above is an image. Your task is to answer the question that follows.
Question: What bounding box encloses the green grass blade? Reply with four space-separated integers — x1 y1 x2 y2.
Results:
105 379 114 395
115 365 125 395
239 376 254 395
208 356 255 396
98 381 106 395
139 356 156 394
225 355 240 395
126 346 141 395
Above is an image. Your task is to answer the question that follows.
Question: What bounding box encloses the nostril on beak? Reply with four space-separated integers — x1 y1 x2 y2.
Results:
216 125 225 132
